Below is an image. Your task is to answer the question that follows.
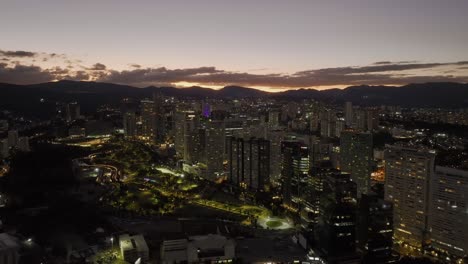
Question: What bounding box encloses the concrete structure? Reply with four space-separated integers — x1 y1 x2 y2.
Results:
17 137 30 152
357 193 396 264
229 137 270 191
315 172 359 263
355 109 367 131
153 90 166 141
119 234 149 264
340 130 373 198
281 140 309 210
268 110 280 128
123 111 137 138
301 162 337 229
266 129 284 182
174 111 188 156
67 102 81 121
160 239 188 264
319 110 335 138
68 126 86 138
335 118 345 138
366 110 379 131
344 102 353 127
384 145 435 249
140 100 156 141
204 120 225 181
161 234 235 264
182 112 199 161
0 233 19 264
0 120 8 133
429 166 468 261
7 130 18 148
0 138 9 158
201 100 211 118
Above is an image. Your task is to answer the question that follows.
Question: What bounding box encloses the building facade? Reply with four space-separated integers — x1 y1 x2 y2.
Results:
384 145 435 249
340 130 373 198
229 137 270 191
429 166 468 261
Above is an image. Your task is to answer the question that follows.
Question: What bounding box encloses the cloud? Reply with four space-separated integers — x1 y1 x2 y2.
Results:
99 66 222 86
247 68 270 72
0 50 37 57
62 71 90 81
89 63 106 71
1 49 467 89
294 62 468 76
48 66 70 75
95 61 468 88
39 52 68 60
0 63 54 84
373 61 392 65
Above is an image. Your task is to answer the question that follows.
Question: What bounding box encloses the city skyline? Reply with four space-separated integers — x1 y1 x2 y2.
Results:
1 0 468 91
2 1 468 264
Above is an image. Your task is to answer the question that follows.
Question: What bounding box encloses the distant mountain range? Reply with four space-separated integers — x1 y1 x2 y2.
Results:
1 80 467 117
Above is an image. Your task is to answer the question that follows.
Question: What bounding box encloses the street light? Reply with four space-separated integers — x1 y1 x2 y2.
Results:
110 237 114 248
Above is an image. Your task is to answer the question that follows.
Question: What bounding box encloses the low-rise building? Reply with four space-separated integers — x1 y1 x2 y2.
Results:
0 233 19 264
161 234 235 264
119 234 149 264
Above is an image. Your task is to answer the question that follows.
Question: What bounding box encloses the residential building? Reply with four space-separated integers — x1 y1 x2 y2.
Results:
384 145 435 249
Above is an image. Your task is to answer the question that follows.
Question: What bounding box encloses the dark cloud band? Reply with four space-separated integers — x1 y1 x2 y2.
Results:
0 50 37 57
1 49 467 88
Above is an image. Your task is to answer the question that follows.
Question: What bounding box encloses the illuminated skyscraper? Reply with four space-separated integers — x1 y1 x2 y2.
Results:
320 110 335 138
315 171 359 263
429 166 468 261
268 110 280 128
123 111 137 138
229 137 270 191
202 100 211 118
357 193 395 264
153 90 166 141
281 141 309 210
366 110 379 131
345 102 353 127
185 128 205 164
174 111 188 156
59 102 81 122
335 118 345 138
384 145 435 249
204 120 225 181
340 130 373 198
309 112 319 132
173 110 198 158
266 129 284 182
301 161 337 229
355 109 367 131
68 102 80 121
182 112 199 162
229 137 242 186
140 100 156 141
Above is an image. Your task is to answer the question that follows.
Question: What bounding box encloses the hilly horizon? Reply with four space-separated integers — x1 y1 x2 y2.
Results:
1 80 468 118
